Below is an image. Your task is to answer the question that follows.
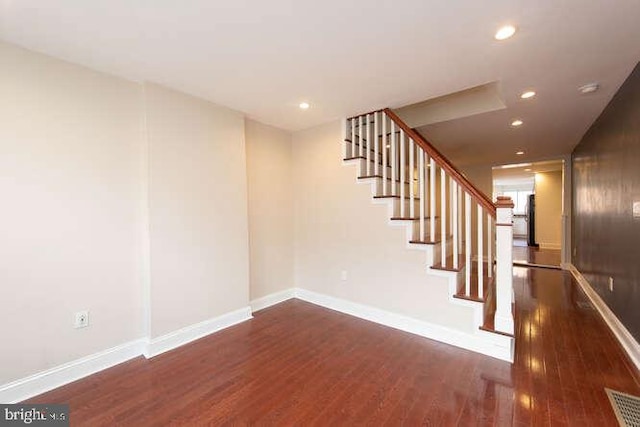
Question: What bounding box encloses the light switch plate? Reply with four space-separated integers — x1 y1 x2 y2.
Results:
634 201 640 218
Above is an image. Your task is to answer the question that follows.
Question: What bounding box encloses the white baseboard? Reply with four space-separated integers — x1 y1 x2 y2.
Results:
0 339 147 404
144 307 252 358
295 288 513 362
0 306 253 403
0 285 519 404
567 264 640 371
250 288 296 312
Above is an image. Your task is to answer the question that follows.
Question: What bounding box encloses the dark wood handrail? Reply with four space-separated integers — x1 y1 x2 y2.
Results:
383 108 496 217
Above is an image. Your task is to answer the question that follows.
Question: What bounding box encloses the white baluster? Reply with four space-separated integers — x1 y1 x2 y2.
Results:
458 188 463 256
343 118 348 158
358 115 364 157
419 149 425 241
350 118 356 158
374 112 379 176
453 181 459 269
477 205 484 299
430 158 436 241
366 114 372 175
382 114 388 195
400 130 406 217
391 121 397 196
440 168 446 266
409 138 415 218
465 193 471 296
488 215 493 278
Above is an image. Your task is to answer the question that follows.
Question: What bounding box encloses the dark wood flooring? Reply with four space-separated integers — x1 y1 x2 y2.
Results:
512 239 562 269
27 268 640 426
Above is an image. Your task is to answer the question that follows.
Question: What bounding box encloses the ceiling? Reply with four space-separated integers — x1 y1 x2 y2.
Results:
2 1 639 165
492 160 563 187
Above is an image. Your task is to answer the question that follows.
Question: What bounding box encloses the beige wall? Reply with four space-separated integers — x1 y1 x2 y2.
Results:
245 120 294 300
0 42 145 383
461 164 493 198
535 171 563 249
145 83 250 338
0 40 496 389
0 43 253 386
292 121 474 332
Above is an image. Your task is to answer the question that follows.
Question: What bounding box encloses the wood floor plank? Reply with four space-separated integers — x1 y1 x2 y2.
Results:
24 268 640 426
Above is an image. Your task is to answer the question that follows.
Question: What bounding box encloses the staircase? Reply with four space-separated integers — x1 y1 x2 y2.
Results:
343 109 515 362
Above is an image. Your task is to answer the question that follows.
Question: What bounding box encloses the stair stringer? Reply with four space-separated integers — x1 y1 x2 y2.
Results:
343 156 514 362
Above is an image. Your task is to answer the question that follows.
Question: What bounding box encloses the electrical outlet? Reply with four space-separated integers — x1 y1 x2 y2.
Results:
74 310 89 329
608 277 614 292
340 270 348 281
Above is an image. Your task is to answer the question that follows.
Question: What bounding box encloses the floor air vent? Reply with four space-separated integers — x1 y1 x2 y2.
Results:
606 388 640 426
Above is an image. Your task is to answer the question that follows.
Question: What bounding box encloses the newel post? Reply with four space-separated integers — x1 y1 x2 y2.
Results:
495 196 514 335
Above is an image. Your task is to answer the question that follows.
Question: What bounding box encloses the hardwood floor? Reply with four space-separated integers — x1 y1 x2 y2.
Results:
512 239 561 268
27 268 640 426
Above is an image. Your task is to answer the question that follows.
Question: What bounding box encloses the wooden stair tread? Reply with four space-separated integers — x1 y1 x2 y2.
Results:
431 255 465 272
409 239 439 245
452 263 493 303
391 216 441 221
357 175 411 184
409 233 449 245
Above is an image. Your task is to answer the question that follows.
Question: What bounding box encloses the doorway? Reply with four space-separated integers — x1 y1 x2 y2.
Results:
492 160 564 269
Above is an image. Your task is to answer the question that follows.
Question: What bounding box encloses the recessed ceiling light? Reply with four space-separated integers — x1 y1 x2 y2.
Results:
524 168 532 171
299 102 310 110
497 162 531 169
511 119 524 127
578 83 599 94
520 91 536 99
495 25 516 40
516 151 525 155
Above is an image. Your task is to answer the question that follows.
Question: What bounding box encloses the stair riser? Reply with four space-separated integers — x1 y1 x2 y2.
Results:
410 220 442 242
392 199 433 217
349 157 391 174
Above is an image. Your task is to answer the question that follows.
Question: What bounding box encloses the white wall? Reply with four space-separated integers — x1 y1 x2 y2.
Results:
0 42 144 384
292 121 474 332
535 170 563 249
145 83 250 338
245 119 294 300
0 43 253 390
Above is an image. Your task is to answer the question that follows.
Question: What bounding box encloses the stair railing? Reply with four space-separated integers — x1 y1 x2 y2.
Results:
344 109 514 335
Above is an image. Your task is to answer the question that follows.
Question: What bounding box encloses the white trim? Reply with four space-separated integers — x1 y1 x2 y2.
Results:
0 339 147 404
0 306 254 403
295 288 513 362
144 306 252 358
567 264 640 371
0 284 518 404
250 288 296 312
